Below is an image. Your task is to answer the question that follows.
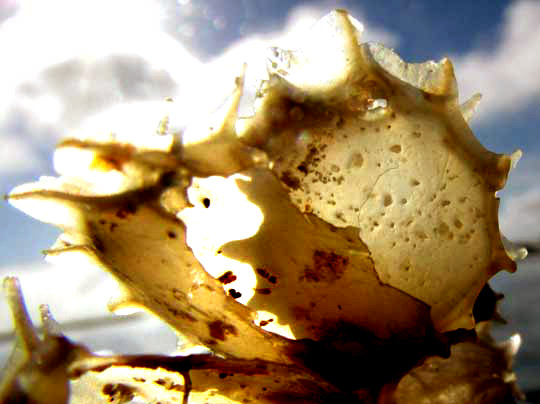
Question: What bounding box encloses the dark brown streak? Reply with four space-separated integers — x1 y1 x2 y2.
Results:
72 354 272 377
181 371 192 404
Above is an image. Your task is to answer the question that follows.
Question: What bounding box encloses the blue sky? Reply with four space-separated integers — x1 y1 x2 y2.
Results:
1 0 539 373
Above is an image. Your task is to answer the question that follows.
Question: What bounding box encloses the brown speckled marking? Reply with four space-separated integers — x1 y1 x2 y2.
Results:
208 321 238 341
301 250 349 282
102 383 134 402
296 145 320 176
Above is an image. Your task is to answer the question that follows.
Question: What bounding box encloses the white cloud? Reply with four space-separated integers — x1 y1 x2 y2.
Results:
500 186 540 243
453 0 540 121
0 2 400 162
0 0 202 173
499 153 540 243
0 134 43 174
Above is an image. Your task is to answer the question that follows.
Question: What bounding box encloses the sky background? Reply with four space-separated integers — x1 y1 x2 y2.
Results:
0 0 539 396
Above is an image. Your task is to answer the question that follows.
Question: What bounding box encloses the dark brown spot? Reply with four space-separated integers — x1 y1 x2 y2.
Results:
94 236 105 253
219 373 227 379
167 231 177 239
218 270 237 285
116 202 137 219
202 198 211 208
208 321 238 341
159 170 177 187
109 222 118 232
256 268 270 278
296 146 319 176
256 268 278 284
228 289 242 299
99 219 106 225
255 288 272 295
280 170 301 190
297 164 308 174
259 318 274 327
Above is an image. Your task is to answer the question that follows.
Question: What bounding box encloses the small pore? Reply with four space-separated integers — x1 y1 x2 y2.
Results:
410 179 420 186
383 193 393 207
437 222 450 235
348 152 364 168
454 218 463 229
390 144 402 153
415 230 428 240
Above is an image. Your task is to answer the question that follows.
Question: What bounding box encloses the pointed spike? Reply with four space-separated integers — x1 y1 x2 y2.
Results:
39 304 63 337
438 57 458 97
502 235 528 261
7 189 84 230
510 149 523 170
460 93 482 122
492 310 507 324
335 9 363 75
3 277 39 352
